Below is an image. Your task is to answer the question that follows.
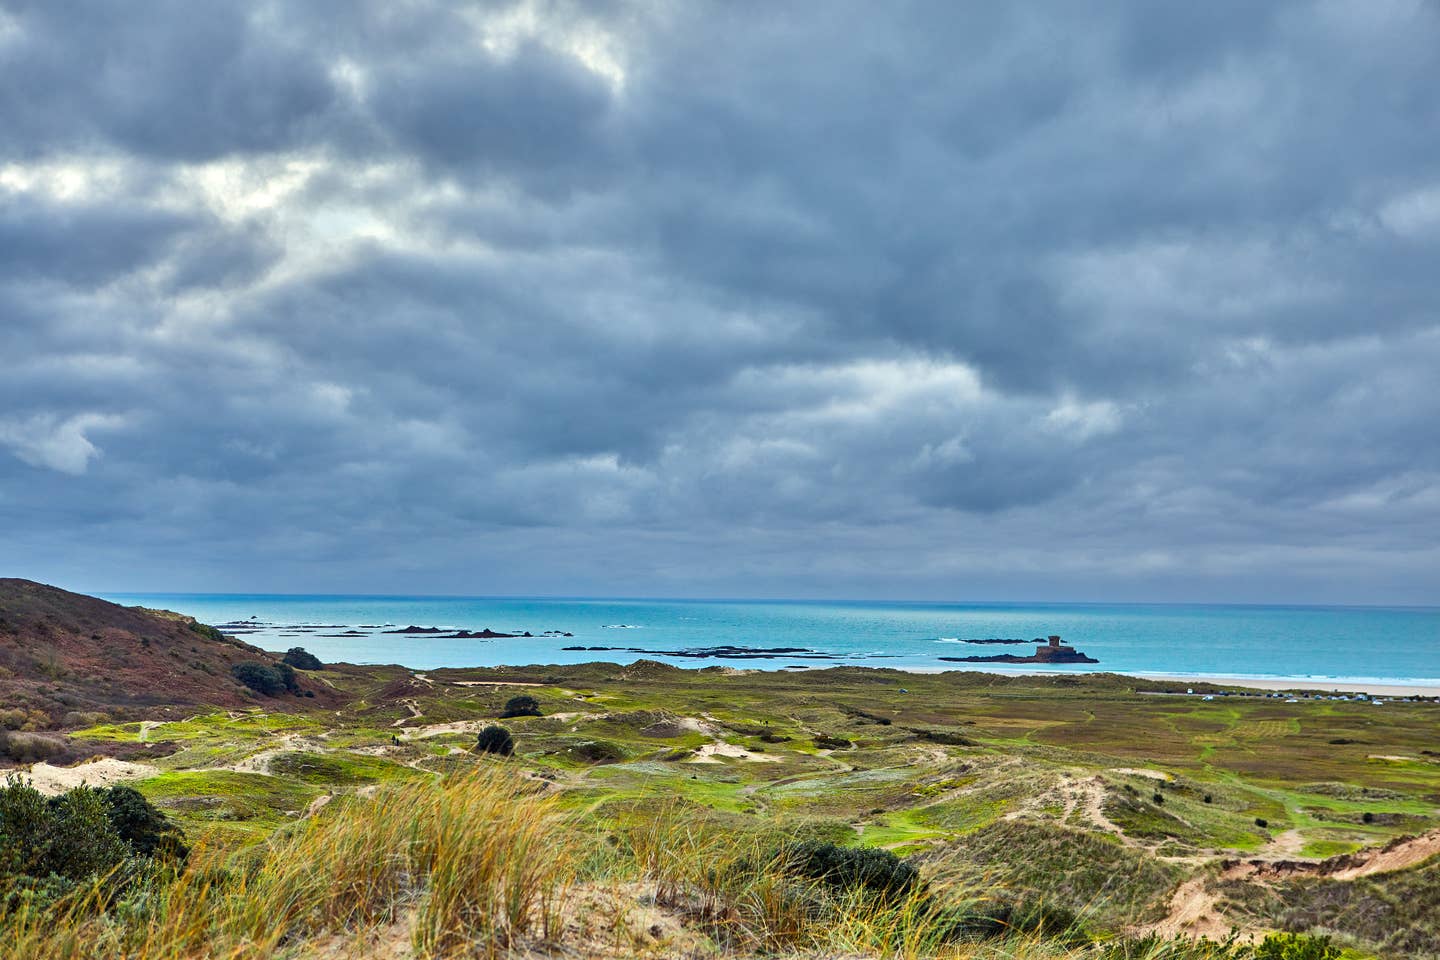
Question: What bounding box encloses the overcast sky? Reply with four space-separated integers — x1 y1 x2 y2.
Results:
2 1 1438 604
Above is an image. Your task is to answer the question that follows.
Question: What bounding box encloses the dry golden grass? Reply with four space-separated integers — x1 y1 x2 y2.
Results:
6 768 571 959
2 772 1266 959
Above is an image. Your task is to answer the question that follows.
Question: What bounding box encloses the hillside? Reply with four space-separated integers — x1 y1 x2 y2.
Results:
0 579 336 729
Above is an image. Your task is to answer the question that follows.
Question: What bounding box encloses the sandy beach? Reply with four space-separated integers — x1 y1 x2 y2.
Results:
894 665 1440 697
1134 674 1440 697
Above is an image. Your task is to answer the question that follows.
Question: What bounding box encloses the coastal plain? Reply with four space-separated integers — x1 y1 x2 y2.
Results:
6 581 1440 958
54 659 1440 953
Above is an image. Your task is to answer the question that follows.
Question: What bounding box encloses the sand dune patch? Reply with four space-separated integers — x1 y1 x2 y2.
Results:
687 742 781 763
1112 767 1173 781
641 716 715 738
25 757 158 796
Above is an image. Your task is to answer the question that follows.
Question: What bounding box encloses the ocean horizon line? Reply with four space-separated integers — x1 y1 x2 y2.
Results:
98 590 1440 615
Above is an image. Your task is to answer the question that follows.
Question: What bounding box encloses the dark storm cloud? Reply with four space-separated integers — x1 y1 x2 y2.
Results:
0 0 340 160
1 0 1437 602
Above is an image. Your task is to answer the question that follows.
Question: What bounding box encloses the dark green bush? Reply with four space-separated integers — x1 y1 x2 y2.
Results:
281 647 324 671
231 661 300 696
567 740 626 764
500 695 541 718
0 778 187 913
102 785 188 860
778 840 920 902
474 726 515 756
186 620 228 643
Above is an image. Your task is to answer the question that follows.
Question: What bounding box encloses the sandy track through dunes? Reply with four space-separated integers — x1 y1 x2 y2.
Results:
230 734 324 774
1153 875 1233 940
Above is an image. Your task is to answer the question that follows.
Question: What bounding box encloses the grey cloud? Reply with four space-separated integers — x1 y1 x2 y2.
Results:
369 39 616 188
0 1 340 161
0 0 1436 603
0 193 194 286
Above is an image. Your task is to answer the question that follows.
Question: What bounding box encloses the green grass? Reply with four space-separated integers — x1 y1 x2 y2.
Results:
266 751 427 786
134 770 323 841
42 662 1440 956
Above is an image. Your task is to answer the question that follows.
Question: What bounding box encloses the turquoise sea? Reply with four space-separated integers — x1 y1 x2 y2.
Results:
101 594 1440 686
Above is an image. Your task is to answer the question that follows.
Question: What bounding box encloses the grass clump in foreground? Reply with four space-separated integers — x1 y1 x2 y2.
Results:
5 769 569 959
2 768 1350 959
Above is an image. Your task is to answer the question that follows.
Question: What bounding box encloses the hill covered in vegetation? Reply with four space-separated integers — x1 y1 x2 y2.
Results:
0 579 336 734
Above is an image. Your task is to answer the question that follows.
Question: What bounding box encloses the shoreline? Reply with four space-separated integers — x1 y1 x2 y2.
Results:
1133 673 1440 697
333 652 1440 697
886 664 1440 697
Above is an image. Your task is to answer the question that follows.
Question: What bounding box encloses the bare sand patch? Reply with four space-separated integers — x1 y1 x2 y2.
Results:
25 757 158 796
452 680 543 687
1331 830 1440 879
687 742 781 763
640 716 714 738
1112 767 1173 781
398 720 489 741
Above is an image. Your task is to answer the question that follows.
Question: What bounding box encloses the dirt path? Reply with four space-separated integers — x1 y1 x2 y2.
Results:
390 699 423 727
1078 776 1132 843
230 734 318 774
1152 874 1239 940
138 721 162 743
398 719 490 741
1268 829 1307 857
451 680 543 687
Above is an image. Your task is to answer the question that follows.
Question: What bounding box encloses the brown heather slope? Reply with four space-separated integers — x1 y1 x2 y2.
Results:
0 578 338 728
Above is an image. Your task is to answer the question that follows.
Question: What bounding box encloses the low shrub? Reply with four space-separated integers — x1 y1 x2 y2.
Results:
61 711 108 729
777 840 920 902
0 777 187 912
938 897 1087 944
186 620 228 643
1254 932 1340 960
567 740 626 764
231 661 300 697
500 695 541 718
474 726 515 757
0 731 67 764
282 647 324 671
